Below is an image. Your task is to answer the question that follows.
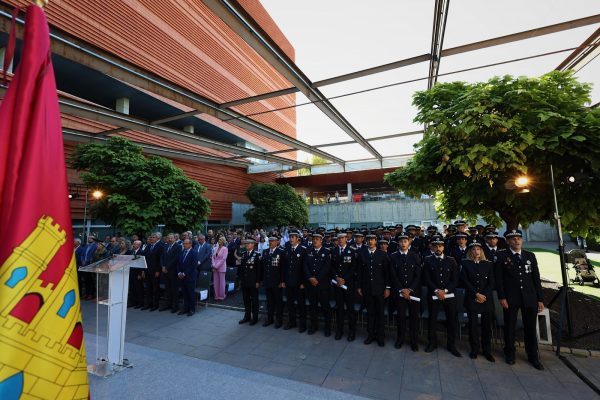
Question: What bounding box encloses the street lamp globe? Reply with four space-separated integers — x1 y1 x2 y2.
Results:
92 190 104 200
514 176 530 188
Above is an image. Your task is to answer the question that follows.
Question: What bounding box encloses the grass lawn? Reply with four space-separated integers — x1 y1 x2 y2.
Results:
525 247 600 300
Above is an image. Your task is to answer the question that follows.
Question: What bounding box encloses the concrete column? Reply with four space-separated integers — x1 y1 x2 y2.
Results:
183 125 195 134
115 97 130 115
347 183 353 203
0 48 14 74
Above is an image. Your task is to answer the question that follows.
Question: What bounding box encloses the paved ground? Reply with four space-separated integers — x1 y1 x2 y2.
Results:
82 302 599 399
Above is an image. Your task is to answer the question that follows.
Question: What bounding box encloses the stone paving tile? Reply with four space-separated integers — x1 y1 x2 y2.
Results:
185 344 222 360
83 304 600 400
359 377 402 400
399 388 442 400
260 361 298 379
290 364 330 385
322 373 364 395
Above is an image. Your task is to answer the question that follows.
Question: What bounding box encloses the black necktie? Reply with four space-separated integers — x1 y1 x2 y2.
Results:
516 253 521 263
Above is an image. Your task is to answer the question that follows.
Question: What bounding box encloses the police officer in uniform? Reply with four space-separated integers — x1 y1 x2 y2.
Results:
483 231 500 262
423 238 461 357
358 234 391 347
332 233 358 341
460 241 495 361
238 239 261 325
282 231 308 332
304 233 332 336
261 237 285 328
389 234 421 351
495 230 544 370
448 232 468 261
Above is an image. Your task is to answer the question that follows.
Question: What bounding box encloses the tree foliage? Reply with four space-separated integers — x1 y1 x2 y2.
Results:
297 155 328 176
385 71 600 236
70 136 211 234
244 182 309 228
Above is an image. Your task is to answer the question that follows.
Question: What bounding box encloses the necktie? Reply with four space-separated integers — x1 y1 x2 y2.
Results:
168 244 172 253
516 253 521 263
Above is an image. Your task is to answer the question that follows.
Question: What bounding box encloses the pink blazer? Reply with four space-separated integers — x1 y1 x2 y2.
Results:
212 246 228 273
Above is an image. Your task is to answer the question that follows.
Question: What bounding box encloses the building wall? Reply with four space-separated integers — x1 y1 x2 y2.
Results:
5 0 296 152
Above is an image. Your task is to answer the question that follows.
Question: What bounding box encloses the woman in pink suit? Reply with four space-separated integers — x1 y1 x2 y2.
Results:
212 236 228 300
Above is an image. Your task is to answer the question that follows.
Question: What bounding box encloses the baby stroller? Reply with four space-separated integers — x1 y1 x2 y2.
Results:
567 249 599 286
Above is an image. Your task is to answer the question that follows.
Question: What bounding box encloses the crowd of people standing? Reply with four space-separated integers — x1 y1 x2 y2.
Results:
74 222 545 370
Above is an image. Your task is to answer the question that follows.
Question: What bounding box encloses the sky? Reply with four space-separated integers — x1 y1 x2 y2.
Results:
259 0 600 162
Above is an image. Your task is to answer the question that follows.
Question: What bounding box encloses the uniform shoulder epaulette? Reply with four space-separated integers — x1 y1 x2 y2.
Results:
497 248 509 253
300 245 307 249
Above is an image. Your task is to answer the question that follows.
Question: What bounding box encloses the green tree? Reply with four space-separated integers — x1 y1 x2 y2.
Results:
70 136 211 234
244 182 309 228
297 155 328 176
385 71 600 236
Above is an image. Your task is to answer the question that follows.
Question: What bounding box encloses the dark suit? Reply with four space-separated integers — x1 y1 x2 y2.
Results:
283 244 308 329
238 250 261 322
161 242 182 311
129 247 145 307
389 250 422 346
226 238 240 267
483 245 499 263
495 249 543 361
460 259 494 354
261 247 285 324
144 241 164 308
423 255 460 347
177 248 199 313
449 247 468 264
304 247 332 333
358 249 391 341
195 241 212 271
82 242 97 297
331 245 358 335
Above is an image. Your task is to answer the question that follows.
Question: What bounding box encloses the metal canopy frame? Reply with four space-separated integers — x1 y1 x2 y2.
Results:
1 5 598 174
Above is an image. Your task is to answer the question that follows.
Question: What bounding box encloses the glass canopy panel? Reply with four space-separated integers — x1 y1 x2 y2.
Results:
260 0 435 81
318 143 374 161
370 135 423 159
327 80 427 139
443 0 600 49
438 26 599 81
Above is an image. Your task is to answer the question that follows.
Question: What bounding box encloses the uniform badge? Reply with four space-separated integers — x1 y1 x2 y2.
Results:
297 254 300 258
525 264 531 273
321 253 325 258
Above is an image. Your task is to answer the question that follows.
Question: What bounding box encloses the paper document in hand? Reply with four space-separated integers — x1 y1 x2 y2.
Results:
432 293 455 300
331 279 347 290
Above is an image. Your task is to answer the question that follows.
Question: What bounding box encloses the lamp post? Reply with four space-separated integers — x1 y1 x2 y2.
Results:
82 189 104 239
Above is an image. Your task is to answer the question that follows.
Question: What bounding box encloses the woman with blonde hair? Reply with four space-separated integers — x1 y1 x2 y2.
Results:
460 240 495 362
212 236 229 300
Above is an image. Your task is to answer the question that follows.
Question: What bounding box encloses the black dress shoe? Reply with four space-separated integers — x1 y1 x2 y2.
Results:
140 306 150 310
298 325 307 334
377 339 385 347
448 347 462 358
530 360 544 370
425 343 437 353
249 319 258 326
335 332 343 340
483 353 495 362
159 307 170 312
411 344 419 352
283 323 296 330
127 304 135 308
263 320 273 327
469 351 477 359
170 309 178 313
307 328 316 335
149 306 159 312
239 318 250 324
187 311 195 317
364 336 375 345
347 332 355 342
274 321 282 329
505 356 515 365
394 339 403 349
177 310 187 315
134 305 142 309
324 329 331 338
